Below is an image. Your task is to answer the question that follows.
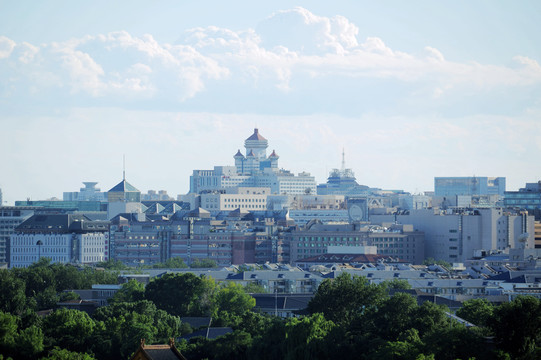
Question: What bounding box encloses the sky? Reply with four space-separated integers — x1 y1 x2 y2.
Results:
1 1 541 205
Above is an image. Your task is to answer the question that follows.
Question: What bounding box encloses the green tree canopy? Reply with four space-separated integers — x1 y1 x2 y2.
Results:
307 272 387 325
109 280 145 304
144 273 216 317
456 298 494 327
190 258 218 268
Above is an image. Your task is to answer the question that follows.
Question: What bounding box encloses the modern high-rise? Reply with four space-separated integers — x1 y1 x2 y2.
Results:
189 129 317 195
434 177 506 197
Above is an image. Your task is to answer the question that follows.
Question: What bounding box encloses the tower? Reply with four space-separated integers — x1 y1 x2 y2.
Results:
244 128 268 160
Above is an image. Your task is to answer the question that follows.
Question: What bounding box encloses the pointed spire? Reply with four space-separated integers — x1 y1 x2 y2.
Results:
123 154 126 180
341 148 346 172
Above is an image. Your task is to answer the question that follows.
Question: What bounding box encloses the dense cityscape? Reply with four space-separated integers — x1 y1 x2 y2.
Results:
1 128 541 359
2 2 541 360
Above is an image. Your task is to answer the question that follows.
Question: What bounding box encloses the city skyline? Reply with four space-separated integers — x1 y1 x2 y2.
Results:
1 1 541 204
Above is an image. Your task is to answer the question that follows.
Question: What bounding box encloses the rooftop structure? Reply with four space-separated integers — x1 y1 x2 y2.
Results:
190 128 317 195
435 177 506 197
317 149 370 196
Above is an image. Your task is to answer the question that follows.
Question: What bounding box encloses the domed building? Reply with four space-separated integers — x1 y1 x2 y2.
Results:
189 128 316 195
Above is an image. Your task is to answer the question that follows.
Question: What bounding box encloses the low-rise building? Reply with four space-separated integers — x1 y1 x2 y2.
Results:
10 214 109 268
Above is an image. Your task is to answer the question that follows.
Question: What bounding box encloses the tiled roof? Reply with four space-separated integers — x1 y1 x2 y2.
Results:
269 149 279 157
246 128 267 141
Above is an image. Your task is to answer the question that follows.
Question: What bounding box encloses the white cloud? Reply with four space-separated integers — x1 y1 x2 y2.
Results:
0 36 15 59
0 7 539 115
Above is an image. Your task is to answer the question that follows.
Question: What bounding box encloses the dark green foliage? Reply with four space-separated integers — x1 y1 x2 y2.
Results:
151 257 188 268
189 258 218 268
108 279 145 304
42 309 96 353
307 272 387 325
144 273 216 317
40 347 96 360
92 300 183 359
488 296 541 360
0 270 27 314
95 259 128 270
456 298 494 327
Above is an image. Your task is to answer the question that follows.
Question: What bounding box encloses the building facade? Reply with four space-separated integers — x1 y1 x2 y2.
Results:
189 129 317 195
504 181 541 220
370 208 535 263
10 214 109 268
434 177 506 197
286 222 425 264
0 206 36 265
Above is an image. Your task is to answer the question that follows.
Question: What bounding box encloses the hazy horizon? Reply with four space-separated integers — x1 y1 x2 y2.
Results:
1 1 541 204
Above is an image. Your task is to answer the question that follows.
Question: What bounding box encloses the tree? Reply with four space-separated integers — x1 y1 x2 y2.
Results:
14 325 44 360
0 270 27 314
0 311 18 355
456 298 494 327
307 272 387 325
40 347 96 360
109 280 145 304
488 296 541 359
366 292 419 340
144 273 216 317
95 259 128 270
283 313 335 360
42 309 96 353
244 282 267 294
190 258 218 268
214 282 256 317
381 279 412 290
152 257 188 269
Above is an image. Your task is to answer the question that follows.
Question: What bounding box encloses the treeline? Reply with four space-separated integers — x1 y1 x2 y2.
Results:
1 262 541 359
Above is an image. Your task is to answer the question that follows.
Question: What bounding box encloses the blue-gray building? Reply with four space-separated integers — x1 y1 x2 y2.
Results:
434 177 505 197
504 181 541 220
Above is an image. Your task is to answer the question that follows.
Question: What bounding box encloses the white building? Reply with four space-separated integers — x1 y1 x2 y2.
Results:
10 214 109 268
200 187 270 211
189 129 317 196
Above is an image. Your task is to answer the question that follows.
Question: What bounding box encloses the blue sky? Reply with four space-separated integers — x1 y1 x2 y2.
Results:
1 1 540 204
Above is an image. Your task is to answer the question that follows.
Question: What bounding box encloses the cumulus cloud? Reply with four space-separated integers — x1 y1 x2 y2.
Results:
0 7 540 115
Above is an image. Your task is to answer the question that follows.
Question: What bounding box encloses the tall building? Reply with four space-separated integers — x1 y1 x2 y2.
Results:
434 177 506 197
189 129 317 195
10 214 109 268
107 177 143 220
0 207 36 265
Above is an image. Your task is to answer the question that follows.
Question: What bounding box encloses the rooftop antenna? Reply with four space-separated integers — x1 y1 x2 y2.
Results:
123 154 126 181
341 148 346 172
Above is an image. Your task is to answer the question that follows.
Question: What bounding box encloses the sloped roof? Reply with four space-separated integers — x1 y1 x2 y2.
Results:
234 149 244 157
297 253 405 264
180 327 233 341
108 179 140 193
246 128 267 141
269 149 279 158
